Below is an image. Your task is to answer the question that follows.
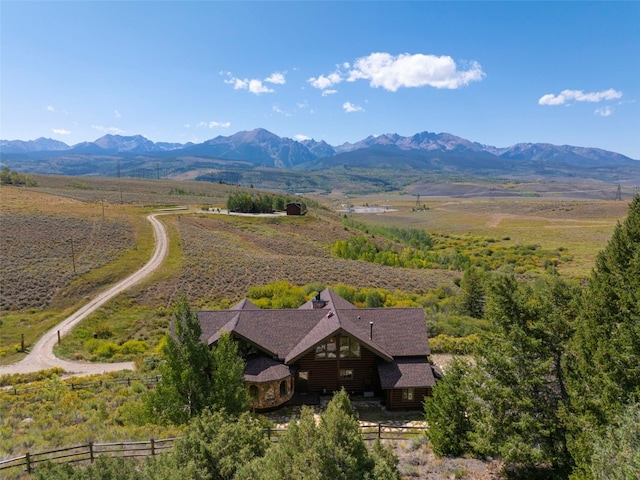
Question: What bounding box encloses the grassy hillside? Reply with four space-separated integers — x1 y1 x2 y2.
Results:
1 175 631 365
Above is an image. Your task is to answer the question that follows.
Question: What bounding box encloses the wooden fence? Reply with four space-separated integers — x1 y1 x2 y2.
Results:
0 424 426 475
3 375 161 396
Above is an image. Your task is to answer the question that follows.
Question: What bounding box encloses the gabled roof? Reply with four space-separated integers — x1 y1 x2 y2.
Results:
244 356 295 383
197 289 428 365
231 298 260 310
378 357 436 389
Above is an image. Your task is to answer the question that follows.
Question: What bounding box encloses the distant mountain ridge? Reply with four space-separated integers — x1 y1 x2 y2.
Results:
1 128 638 180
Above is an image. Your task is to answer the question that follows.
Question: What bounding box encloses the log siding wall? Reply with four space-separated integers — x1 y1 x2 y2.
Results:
295 345 380 395
385 387 432 410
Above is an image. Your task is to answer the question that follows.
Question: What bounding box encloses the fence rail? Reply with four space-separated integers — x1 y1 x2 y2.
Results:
3 375 162 396
0 424 426 475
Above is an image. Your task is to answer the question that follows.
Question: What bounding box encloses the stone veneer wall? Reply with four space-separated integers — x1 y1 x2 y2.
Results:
248 375 295 410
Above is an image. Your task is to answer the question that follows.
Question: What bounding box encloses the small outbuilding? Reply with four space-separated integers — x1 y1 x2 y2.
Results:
285 202 306 216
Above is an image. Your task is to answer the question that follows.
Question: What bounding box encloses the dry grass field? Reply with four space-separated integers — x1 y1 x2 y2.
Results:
326 192 631 278
1 175 632 365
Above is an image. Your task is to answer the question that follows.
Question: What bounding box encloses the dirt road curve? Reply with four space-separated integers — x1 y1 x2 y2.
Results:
0 213 169 377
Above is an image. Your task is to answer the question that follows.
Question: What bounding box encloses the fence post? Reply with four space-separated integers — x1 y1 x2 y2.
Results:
127 377 131 386
25 452 31 474
89 442 94 463
377 422 382 440
151 438 155 456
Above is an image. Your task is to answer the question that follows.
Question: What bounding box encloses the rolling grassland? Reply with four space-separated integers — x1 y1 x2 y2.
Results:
1 176 631 365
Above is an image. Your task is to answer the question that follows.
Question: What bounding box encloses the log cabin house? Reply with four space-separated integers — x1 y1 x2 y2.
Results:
197 289 435 411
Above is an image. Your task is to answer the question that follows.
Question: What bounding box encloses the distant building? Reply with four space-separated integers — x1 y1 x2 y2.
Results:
197 289 435 411
285 202 306 216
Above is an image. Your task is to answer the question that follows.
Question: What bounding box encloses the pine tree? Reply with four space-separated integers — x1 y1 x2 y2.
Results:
469 274 576 470
424 357 473 457
565 195 640 479
459 267 486 319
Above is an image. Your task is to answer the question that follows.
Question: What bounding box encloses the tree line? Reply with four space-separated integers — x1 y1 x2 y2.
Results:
0 166 37 186
226 192 304 214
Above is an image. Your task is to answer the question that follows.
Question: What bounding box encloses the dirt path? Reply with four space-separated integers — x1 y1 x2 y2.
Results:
0 213 169 378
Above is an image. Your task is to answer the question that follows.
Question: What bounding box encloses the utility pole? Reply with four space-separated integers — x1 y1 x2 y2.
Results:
120 186 123 204
101 199 106 220
157 163 160 180
615 184 622 201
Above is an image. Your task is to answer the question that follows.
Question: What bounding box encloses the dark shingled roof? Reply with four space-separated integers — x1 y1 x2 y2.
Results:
198 288 429 365
244 355 295 383
378 357 436 389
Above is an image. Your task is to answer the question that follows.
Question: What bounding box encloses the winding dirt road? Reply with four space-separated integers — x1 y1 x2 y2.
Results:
0 213 169 377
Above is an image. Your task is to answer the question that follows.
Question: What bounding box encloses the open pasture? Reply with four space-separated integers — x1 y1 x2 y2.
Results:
30 173 239 207
333 194 630 278
0 187 155 364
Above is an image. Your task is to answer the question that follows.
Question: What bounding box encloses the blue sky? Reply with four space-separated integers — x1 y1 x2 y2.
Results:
2 1 639 158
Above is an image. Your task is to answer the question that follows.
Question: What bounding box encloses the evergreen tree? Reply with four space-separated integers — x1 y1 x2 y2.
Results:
588 403 640 480
458 268 486 319
169 409 269 480
469 274 576 470
424 357 473 457
237 389 395 480
565 195 640 479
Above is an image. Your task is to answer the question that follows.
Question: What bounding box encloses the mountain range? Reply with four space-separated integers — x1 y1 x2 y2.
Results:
2 128 639 182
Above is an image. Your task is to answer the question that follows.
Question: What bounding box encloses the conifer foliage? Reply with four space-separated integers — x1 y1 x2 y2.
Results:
565 195 640 479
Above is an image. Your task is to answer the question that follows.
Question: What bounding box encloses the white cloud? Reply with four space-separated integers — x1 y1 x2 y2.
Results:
249 79 273 94
47 105 55 112
196 121 231 128
309 71 343 90
52 128 71 135
225 77 249 90
265 72 286 84
184 123 191 128
538 88 623 106
322 89 338 97
223 72 277 95
343 102 364 113
272 105 291 116
294 134 311 141
309 52 484 94
91 125 124 135
346 52 484 91
595 106 614 117
114 110 122 118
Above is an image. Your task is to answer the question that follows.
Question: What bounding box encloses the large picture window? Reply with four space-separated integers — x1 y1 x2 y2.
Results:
315 337 337 359
339 335 360 358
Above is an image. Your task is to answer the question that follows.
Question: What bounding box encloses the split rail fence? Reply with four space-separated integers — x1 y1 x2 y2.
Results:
0 424 426 475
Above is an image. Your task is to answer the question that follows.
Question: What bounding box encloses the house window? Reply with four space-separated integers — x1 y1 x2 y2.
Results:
339 336 360 359
340 369 354 381
402 388 415 401
279 380 287 397
249 385 259 400
315 337 337 359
